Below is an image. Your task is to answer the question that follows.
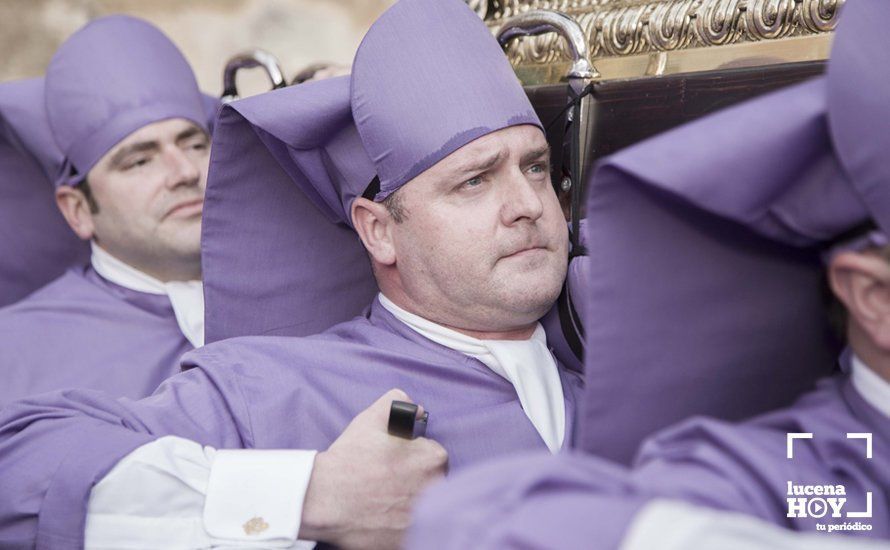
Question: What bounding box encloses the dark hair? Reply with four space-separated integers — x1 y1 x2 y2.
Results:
382 188 408 223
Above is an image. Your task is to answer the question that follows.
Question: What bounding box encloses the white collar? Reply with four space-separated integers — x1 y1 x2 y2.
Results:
90 243 205 348
91 242 168 295
378 293 565 452
851 355 890 419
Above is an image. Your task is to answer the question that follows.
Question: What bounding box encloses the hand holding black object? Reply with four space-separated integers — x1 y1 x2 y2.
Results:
300 389 447 550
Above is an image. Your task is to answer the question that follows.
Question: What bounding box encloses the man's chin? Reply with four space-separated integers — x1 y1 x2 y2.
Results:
502 263 564 292
500 285 562 321
158 239 201 262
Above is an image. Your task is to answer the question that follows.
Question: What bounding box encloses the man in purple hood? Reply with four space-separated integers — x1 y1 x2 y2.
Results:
0 16 217 407
0 1 582 548
407 0 890 547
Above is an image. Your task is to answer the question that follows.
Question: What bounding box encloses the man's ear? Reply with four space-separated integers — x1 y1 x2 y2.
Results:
351 197 397 266
55 186 95 241
829 250 890 349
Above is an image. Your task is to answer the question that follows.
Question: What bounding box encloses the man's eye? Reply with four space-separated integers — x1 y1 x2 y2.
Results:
124 158 150 170
463 176 483 188
190 141 209 151
528 163 549 175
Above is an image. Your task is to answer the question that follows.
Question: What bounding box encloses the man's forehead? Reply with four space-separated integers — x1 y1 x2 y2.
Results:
434 125 548 173
381 125 548 197
115 118 205 147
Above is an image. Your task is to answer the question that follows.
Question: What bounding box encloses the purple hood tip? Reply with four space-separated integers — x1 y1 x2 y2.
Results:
350 0 542 200
45 15 207 187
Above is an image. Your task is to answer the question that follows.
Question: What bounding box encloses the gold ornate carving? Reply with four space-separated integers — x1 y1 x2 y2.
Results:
489 0 842 65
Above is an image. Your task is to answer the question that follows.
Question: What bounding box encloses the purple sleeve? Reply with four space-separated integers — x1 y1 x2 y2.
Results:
0 347 252 550
407 451 647 550
631 417 791 524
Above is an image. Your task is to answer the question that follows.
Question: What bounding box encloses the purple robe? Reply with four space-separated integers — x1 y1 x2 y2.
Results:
0 298 582 548
408 451 645 549
631 374 888 536
0 79 89 307
409 374 890 548
0 265 190 408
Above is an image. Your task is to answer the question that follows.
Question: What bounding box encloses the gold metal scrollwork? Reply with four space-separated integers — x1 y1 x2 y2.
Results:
600 7 647 56
695 0 743 47
487 0 845 65
799 0 840 33
744 0 797 41
647 0 696 52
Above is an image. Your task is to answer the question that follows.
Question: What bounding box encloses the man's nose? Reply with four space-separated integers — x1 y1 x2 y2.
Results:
500 169 545 225
164 147 202 189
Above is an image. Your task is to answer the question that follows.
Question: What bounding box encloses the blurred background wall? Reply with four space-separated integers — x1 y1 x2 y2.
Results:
0 0 398 97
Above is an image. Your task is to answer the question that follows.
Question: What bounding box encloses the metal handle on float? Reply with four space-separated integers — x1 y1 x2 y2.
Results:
496 10 599 81
221 49 287 104
388 400 429 440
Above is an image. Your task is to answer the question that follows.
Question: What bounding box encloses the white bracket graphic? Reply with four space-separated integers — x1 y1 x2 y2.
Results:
787 432 813 459
848 492 873 518
846 433 873 459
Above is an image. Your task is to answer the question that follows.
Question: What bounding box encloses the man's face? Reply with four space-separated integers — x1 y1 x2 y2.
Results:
83 118 210 276
389 124 569 332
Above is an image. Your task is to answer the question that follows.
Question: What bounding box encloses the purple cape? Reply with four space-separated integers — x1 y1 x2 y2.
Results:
0 266 190 408
0 78 88 306
0 299 582 548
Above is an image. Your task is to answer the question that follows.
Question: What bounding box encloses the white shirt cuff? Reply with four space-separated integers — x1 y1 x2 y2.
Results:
86 436 317 549
205 448 317 545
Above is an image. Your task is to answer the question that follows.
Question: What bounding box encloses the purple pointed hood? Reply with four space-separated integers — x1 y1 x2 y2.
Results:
351 0 541 200
576 0 885 463
604 0 889 249
46 15 209 187
600 77 867 249
827 0 890 237
0 78 89 306
202 0 542 342
0 78 64 181
202 77 378 341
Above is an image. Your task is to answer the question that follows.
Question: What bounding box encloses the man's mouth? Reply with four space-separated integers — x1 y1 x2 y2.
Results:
502 244 547 259
165 198 204 219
